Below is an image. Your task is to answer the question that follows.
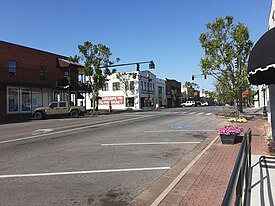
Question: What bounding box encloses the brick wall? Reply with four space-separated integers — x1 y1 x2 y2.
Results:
0 41 79 121
0 41 78 86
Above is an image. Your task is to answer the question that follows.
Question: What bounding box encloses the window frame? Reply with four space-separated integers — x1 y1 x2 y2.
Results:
40 66 46 80
112 82 120 91
102 83 109 91
8 61 17 75
20 87 31 113
7 87 19 114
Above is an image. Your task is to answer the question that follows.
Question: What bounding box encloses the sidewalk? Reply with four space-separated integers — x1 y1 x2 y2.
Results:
155 117 271 206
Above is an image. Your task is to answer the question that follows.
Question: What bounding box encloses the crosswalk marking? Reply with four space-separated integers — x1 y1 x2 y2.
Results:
132 111 214 116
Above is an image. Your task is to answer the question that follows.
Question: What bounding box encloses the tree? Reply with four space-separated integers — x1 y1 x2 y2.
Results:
199 16 253 112
75 41 119 113
183 81 199 99
204 90 217 105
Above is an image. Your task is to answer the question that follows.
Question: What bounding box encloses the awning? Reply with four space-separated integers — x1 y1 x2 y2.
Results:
248 27 275 85
58 58 83 68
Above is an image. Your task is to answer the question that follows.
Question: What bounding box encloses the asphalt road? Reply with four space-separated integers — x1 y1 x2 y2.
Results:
0 106 224 206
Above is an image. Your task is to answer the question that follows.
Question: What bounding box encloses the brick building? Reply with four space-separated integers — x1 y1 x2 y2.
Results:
166 78 181 108
0 41 86 120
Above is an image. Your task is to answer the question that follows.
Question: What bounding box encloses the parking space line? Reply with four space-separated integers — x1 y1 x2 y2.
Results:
0 167 171 179
101 142 200 146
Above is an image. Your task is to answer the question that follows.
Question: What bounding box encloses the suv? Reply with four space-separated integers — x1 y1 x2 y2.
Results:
33 101 86 120
181 100 195 107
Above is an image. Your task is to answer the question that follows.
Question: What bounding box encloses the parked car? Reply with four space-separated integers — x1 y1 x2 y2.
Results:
181 100 195 107
201 101 208 106
33 101 86 120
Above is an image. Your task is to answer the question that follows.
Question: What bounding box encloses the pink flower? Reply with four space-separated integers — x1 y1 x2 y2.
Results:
217 125 243 135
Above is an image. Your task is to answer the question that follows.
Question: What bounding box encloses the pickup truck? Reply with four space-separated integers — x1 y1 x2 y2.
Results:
33 101 86 120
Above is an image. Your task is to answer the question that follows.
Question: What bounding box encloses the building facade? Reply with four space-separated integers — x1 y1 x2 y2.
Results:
80 70 166 110
0 41 86 120
166 79 181 107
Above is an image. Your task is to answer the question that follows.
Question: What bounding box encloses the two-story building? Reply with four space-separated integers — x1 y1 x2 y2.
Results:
166 79 181 107
0 41 88 120
81 70 166 110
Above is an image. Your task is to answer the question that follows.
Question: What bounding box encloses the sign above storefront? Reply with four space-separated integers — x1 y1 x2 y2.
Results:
98 96 124 105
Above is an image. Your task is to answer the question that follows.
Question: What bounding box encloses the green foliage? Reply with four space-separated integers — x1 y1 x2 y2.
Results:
199 16 253 107
183 81 199 99
76 41 119 113
116 72 137 95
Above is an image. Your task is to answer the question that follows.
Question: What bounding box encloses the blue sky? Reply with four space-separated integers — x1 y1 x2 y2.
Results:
0 0 271 91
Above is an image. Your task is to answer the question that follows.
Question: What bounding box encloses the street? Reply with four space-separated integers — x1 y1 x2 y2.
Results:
0 107 224 206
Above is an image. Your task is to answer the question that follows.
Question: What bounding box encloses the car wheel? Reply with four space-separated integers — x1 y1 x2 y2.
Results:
34 111 43 120
70 110 79 118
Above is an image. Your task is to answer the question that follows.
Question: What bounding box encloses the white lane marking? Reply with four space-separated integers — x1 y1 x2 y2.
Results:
205 113 213 116
181 111 188 114
0 116 150 145
101 142 200 146
0 167 171 179
144 130 215 133
198 112 204 115
32 129 53 135
188 112 196 115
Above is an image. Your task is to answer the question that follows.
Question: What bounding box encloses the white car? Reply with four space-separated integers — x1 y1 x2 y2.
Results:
201 102 208 106
181 101 195 107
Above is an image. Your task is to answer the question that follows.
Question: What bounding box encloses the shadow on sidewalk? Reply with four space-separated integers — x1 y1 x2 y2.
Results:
250 156 275 206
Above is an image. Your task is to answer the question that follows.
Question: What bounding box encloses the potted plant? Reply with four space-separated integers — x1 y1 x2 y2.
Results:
217 125 243 144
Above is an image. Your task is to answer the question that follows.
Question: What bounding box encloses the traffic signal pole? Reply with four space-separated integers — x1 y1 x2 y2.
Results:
99 61 155 71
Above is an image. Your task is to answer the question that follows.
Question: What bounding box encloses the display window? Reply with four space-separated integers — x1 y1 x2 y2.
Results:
7 87 19 113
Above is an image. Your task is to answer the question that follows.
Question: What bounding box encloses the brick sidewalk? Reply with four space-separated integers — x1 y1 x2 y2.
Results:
158 118 269 206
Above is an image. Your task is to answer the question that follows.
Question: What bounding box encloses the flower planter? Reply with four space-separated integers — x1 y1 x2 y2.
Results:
220 134 243 144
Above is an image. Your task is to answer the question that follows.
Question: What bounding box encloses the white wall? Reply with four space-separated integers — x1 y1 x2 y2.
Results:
79 70 166 110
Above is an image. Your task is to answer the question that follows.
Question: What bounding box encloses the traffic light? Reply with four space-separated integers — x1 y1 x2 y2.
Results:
204 74 207 79
136 63 140 71
149 61 155 69
192 75 194 80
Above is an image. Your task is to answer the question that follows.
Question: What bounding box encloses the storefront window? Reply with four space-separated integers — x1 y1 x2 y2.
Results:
126 97 134 107
53 91 61 101
7 87 19 113
21 88 31 112
32 88 42 112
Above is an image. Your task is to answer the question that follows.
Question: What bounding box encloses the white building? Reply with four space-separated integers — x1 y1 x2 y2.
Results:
79 70 166 110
